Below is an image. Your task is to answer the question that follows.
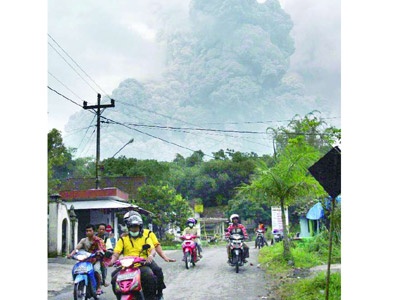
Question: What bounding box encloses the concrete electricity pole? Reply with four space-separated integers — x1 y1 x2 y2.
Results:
83 93 115 189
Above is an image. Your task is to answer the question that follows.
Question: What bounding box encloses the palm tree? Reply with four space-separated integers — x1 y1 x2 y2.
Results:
238 136 325 260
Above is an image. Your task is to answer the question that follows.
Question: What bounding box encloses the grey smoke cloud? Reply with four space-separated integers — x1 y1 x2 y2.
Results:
48 0 340 161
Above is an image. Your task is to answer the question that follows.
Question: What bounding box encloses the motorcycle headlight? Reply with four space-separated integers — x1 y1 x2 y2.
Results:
76 254 87 261
121 258 135 268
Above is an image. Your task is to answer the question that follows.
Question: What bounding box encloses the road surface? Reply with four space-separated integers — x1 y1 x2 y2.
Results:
49 241 272 299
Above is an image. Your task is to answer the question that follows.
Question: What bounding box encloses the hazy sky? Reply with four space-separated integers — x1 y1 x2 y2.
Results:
48 0 341 134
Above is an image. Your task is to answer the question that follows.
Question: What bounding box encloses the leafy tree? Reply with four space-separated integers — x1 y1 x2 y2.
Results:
185 150 205 167
238 136 326 261
268 111 341 157
101 157 170 183
227 197 271 224
134 182 192 239
48 129 73 195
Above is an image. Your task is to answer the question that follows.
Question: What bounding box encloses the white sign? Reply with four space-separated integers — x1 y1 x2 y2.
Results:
271 206 289 231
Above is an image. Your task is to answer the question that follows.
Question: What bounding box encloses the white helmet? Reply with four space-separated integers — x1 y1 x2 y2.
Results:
125 212 143 227
124 210 141 221
230 214 240 222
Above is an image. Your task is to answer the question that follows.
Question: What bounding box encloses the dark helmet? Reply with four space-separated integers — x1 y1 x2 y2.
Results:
186 217 197 225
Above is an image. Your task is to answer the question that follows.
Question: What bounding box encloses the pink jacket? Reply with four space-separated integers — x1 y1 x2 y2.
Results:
225 224 248 239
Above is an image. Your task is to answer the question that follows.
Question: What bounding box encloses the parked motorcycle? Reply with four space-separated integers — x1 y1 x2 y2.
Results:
71 250 101 300
112 256 148 300
227 233 245 273
180 234 198 269
255 229 265 249
273 229 283 243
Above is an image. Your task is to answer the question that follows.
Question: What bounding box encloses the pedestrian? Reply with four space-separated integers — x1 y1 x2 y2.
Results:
67 224 106 295
96 223 112 286
109 229 116 249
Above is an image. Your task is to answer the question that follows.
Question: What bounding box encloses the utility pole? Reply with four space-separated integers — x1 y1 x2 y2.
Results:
83 93 115 189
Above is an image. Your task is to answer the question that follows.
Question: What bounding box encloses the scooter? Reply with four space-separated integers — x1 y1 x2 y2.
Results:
113 256 148 300
71 250 101 300
180 234 198 269
255 229 265 249
273 229 283 243
228 233 245 273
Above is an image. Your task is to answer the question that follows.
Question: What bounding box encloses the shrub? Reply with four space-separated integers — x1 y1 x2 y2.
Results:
278 272 341 300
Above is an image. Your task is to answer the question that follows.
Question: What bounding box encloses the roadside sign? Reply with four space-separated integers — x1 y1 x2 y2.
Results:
105 225 113 233
271 206 289 232
195 204 204 213
308 146 341 198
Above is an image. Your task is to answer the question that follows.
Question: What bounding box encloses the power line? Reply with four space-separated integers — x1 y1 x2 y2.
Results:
48 34 109 96
48 41 99 95
101 116 214 158
48 71 86 102
47 86 84 108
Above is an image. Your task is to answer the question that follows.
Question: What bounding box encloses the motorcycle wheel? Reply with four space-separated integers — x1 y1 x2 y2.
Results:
235 260 239 273
73 281 86 300
87 278 98 300
184 252 190 269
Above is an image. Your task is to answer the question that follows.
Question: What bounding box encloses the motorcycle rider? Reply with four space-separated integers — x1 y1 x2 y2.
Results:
122 210 175 300
67 224 106 295
225 214 249 263
182 217 203 259
254 220 267 248
107 212 158 300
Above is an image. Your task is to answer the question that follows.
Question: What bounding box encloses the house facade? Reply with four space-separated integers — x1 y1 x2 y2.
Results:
48 187 150 256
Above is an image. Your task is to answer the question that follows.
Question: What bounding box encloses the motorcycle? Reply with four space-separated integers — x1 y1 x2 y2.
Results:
273 229 283 243
71 250 102 300
180 234 198 269
112 256 148 300
227 233 245 273
255 229 265 249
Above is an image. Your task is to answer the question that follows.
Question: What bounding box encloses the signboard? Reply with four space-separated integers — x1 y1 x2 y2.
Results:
271 206 289 232
105 225 113 233
195 204 204 213
308 146 341 198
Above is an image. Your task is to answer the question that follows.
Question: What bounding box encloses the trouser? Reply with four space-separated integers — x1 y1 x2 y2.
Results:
111 265 157 300
147 260 166 296
196 243 202 255
100 262 107 284
227 243 249 259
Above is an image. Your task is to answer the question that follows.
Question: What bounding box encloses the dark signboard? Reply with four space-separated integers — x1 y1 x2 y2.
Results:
308 146 341 198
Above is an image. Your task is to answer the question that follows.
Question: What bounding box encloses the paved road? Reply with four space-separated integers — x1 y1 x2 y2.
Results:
48 241 271 299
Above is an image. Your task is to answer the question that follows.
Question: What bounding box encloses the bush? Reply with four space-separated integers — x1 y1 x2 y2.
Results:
258 231 341 299
278 272 341 300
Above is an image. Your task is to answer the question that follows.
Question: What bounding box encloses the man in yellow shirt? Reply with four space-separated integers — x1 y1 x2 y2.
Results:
122 211 175 300
108 212 157 299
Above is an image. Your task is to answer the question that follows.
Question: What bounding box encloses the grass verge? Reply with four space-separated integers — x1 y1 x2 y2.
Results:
259 232 341 300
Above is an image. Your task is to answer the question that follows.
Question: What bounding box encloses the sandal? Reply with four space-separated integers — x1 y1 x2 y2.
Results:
96 289 102 295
